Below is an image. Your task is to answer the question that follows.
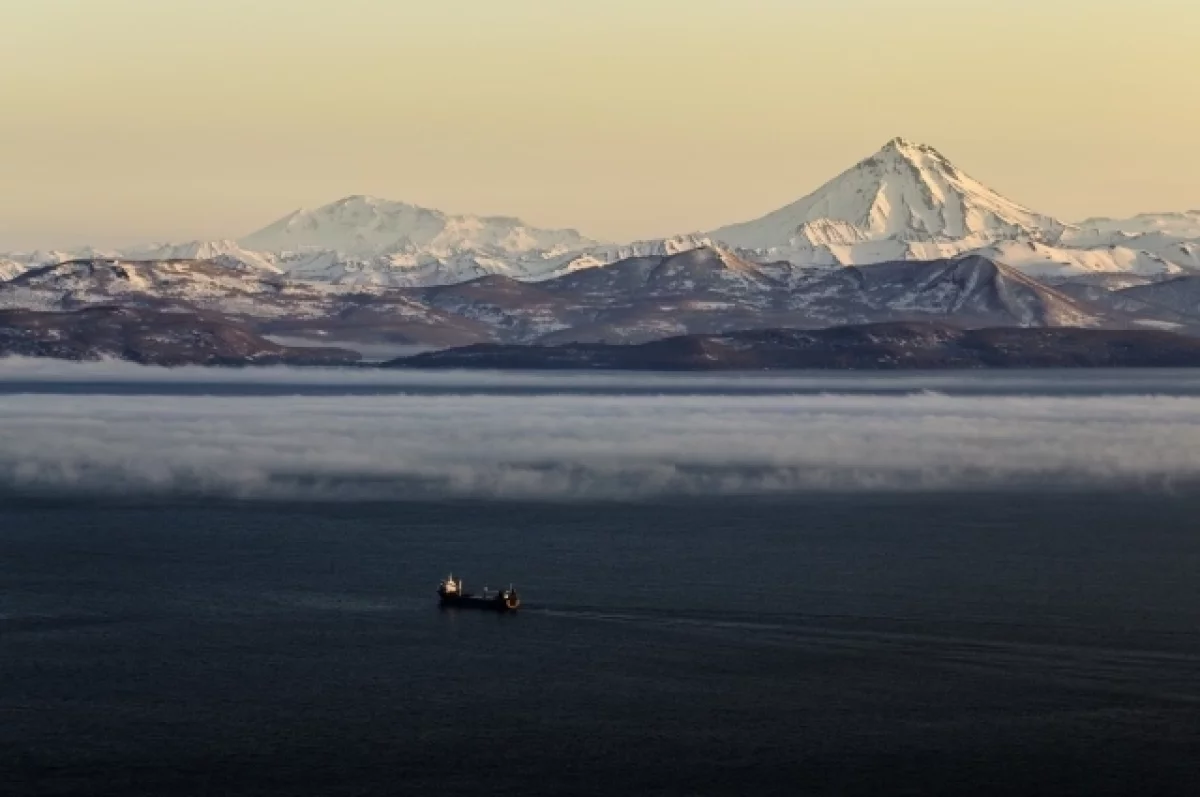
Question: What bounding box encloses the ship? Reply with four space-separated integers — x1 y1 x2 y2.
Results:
437 575 521 612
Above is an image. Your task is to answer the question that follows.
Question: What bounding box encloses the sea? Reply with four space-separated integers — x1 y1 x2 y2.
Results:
2 364 1199 796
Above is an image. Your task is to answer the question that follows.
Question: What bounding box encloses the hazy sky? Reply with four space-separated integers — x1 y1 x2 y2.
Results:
2 0 1197 249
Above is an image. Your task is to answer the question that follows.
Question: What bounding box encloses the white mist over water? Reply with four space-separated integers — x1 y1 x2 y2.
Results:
3 389 1200 500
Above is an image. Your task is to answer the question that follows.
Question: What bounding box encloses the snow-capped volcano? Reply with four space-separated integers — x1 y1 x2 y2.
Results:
710 138 1066 251
240 194 599 258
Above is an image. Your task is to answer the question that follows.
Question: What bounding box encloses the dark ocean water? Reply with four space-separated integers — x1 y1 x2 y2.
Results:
3 494 1200 796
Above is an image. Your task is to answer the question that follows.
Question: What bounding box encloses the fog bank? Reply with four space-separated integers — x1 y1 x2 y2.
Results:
2 392 1199 500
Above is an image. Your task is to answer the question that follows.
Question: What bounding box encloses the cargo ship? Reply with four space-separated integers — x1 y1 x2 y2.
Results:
437 575 521 612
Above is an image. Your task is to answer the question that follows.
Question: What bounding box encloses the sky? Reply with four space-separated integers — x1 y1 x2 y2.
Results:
1 0 1198 249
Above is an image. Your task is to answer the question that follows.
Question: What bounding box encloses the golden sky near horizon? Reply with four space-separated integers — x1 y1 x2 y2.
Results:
1 0 1197 249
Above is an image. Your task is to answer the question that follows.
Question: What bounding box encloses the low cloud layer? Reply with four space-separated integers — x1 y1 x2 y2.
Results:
3 392 1200 500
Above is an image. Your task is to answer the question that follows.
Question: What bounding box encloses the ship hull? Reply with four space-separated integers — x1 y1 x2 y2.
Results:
439 593 520 612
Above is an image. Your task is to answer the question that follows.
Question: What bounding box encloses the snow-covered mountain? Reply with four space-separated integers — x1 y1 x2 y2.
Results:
232 194 605 286
691 139 1199 284
0 258 301 316
1072 211 1200 240
969 239 1185 280
242 194 598 258
3 247 122 270
2 241 282 282
5 138 1199 299
0 258 26 282
710 138 1067 251
0 257 519 349
271 248 569 288
123 240 283 274
537 235 721 280
1059 211 1200 276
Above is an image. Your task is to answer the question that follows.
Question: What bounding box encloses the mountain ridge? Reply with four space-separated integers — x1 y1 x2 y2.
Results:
1 247 1196 363
384 322 1200 371
0 305 360 366
4 138 1200 295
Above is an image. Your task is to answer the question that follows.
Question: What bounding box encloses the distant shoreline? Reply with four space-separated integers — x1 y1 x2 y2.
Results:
381 322 1200 372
